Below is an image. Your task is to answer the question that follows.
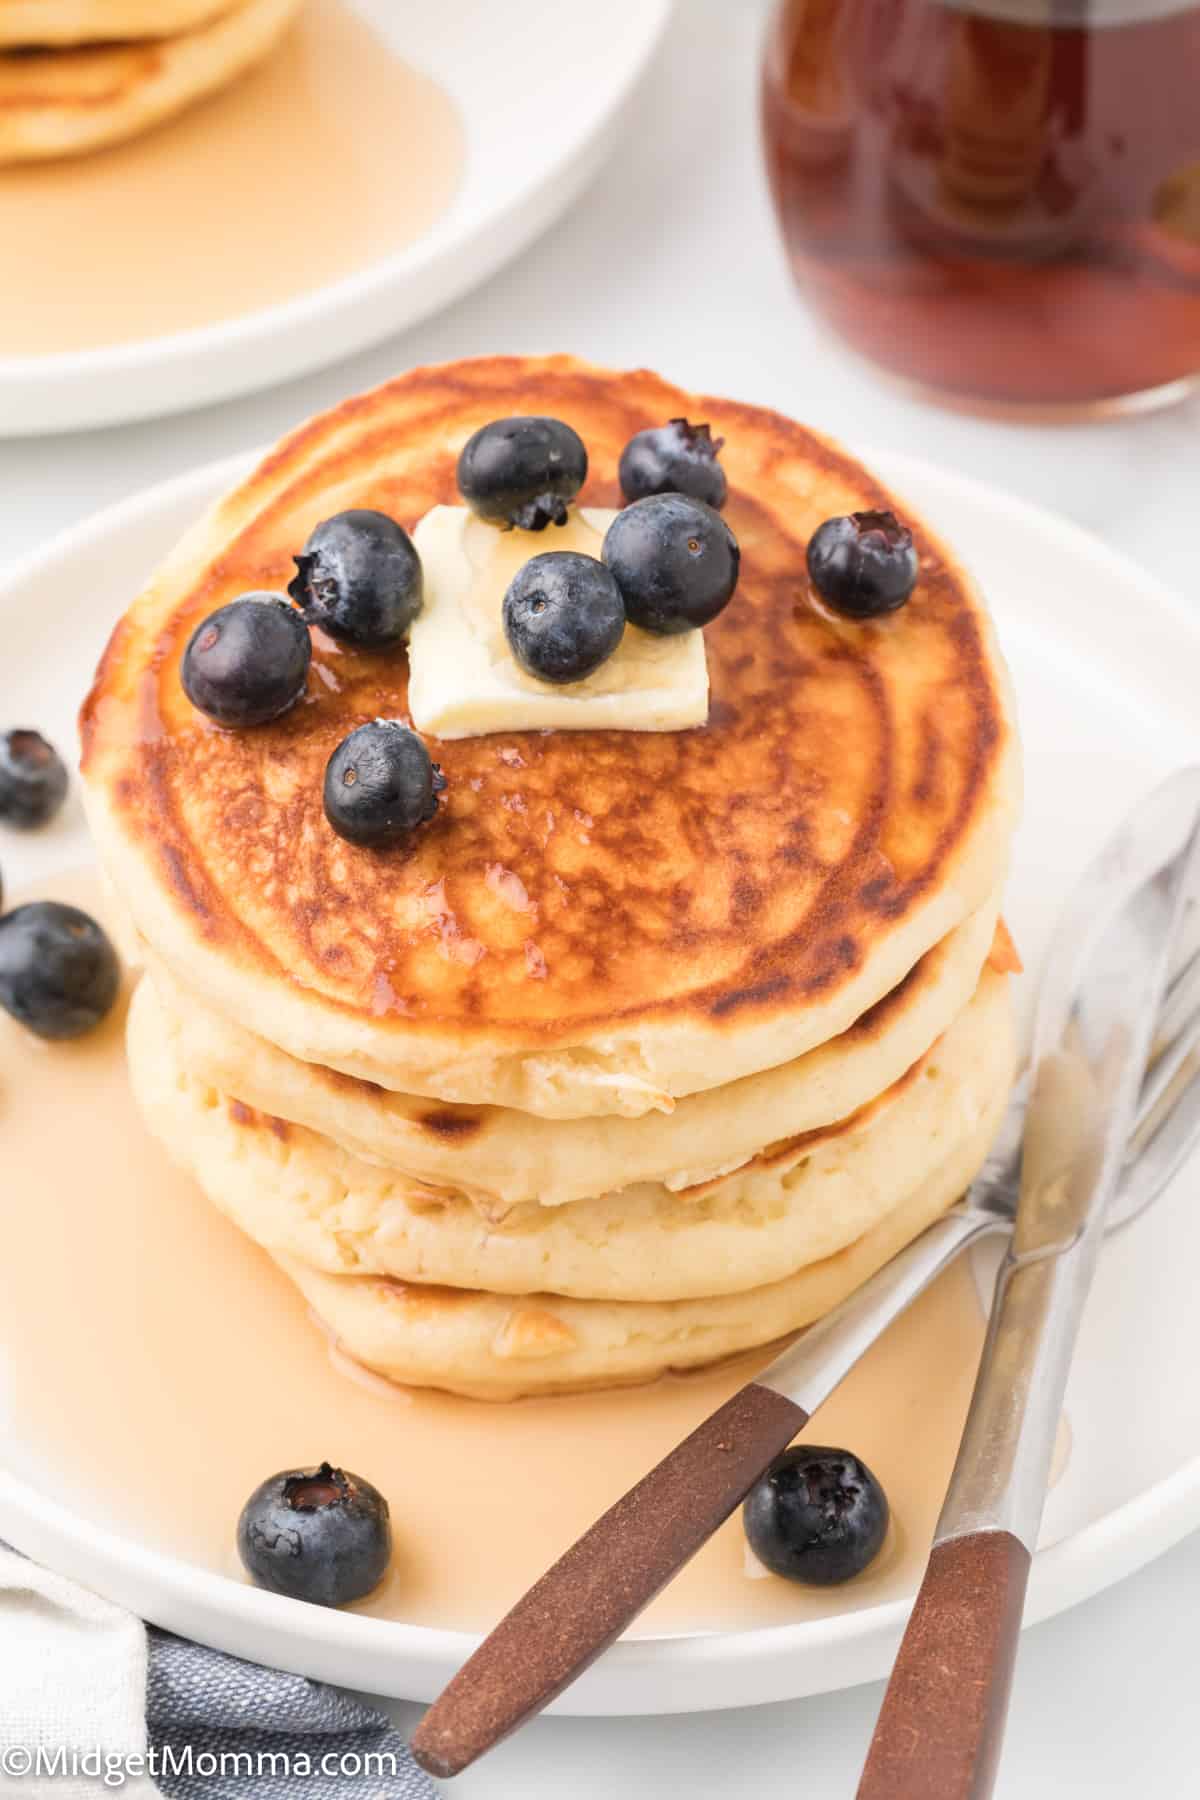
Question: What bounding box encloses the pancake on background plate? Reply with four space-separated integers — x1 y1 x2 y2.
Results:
0 0 300 162
80 355 1023 1398
0 0 238 47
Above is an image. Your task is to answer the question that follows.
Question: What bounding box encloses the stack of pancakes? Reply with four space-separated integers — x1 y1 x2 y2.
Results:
80 357 1022 1401
0 0 300 162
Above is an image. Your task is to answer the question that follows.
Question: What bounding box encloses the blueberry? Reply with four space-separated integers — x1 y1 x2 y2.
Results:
503 552 625 684
456 416 587 531
743 1446 889 1585
806 511 918 619
324 720 445 849
602 494 739 636
0 901 120 1040
181 594 311 727
619 418 728 510
288 509 422 649
0 729 69 830
237 1462 391 1608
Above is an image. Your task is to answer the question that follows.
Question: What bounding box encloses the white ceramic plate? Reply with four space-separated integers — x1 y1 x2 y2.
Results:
2 447 1199 1713
0 0 671 436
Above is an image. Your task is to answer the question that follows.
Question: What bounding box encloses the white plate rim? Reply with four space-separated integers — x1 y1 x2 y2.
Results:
0 1 673 434
1 443 1198 1711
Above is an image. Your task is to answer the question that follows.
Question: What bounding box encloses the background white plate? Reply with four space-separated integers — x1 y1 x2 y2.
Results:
0 0 671 437
1 447 1199 1713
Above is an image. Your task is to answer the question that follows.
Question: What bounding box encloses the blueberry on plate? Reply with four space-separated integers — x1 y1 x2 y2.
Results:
603 493 739 636
288 509 423 649
324 720 445 849
0 728 69 830
181 594 312 727
618 418 727 510
238 1462 391 1608
457 416 587 531
806 511 918 619
503 551 625 684
743 1445 889 1585
0 901 120 1040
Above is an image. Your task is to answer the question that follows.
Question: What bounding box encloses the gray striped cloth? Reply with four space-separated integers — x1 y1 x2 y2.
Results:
146 1632 435 1800
0 1544 436 1798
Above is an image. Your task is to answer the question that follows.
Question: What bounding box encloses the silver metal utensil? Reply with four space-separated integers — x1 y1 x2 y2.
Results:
752 899 1200 1431
856 764 1200 1800
412 769 1200 1782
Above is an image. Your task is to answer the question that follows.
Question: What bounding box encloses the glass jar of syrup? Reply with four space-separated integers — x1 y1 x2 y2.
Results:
761 0 1200 414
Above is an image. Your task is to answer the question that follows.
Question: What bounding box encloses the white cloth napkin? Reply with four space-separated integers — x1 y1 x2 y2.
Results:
0 1545 435 1798
0 1545 155 1796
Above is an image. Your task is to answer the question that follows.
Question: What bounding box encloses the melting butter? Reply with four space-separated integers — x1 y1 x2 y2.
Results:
407 506 709 739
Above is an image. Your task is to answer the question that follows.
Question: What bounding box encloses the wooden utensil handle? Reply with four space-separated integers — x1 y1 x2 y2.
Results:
857 1529 1031 1800
412 1380 806 1780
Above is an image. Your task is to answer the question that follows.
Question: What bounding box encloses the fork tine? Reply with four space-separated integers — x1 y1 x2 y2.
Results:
1112 1049 1200 1232
1134 973 1200 1137
1127 861 1200 1135
1155 936 1200 1047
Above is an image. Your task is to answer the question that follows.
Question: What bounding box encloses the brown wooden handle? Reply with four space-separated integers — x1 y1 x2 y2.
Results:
411 1380 805 1779
857 1529 1031 1800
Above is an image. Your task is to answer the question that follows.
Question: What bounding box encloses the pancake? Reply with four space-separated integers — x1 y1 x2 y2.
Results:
81 356 1021 1116
144 898 1003 1210
0 0 299 162
273 1079 1012 1401
128 965 1014 1301
0 0 238 48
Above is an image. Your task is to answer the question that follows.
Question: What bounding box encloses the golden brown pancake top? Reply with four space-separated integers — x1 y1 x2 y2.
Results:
80 357 1015 1047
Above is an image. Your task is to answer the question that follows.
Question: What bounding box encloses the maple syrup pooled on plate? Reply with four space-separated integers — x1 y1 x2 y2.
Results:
0 0 464 357
762 0 1200 414
0 868 996 1635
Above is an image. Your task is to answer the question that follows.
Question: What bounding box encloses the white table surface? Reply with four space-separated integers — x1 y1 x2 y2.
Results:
2 2 1197 1793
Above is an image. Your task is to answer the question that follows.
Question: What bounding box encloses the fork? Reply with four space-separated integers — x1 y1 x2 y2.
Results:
770 878 1200 1445
855 770 1200 1799
745 951 1200 1451
412 778 1200 1780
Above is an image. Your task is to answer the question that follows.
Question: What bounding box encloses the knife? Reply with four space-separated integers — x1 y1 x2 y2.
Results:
856 765 1200 1800
411 768 1200 1784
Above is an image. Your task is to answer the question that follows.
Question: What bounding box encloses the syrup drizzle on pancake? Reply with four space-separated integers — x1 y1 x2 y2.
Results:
80 359 1019 1113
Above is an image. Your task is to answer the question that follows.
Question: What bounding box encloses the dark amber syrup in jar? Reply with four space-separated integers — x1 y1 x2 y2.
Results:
762 0 1200 411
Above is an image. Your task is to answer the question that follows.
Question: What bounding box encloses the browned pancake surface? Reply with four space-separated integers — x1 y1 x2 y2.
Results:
81 357 1014 1048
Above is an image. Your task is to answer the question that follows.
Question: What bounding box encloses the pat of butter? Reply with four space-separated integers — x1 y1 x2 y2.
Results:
407 505 709 740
